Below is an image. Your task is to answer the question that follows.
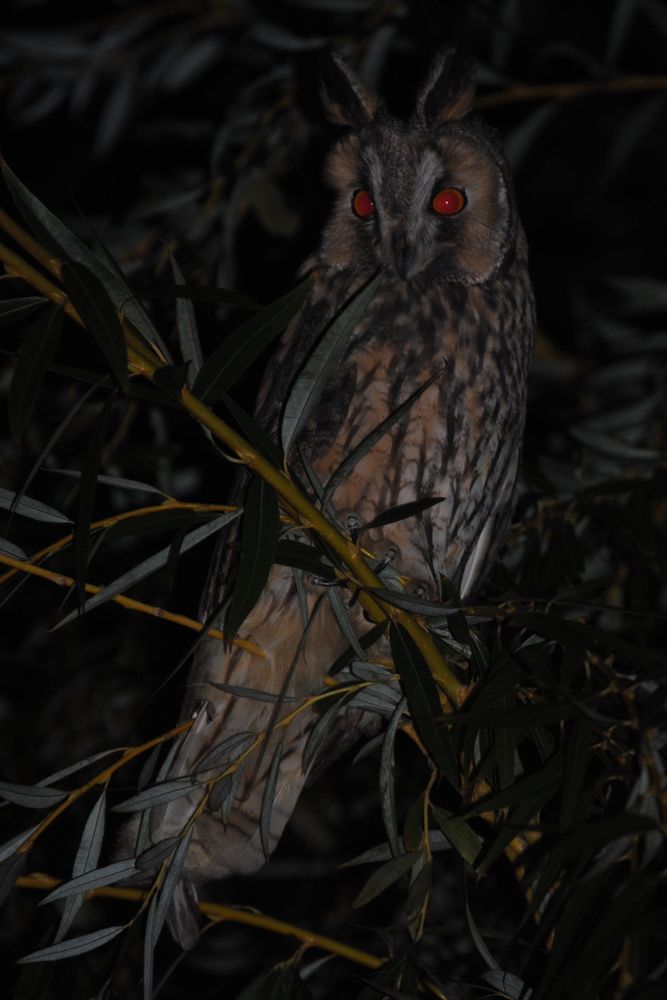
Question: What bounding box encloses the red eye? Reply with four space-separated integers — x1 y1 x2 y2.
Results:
352 189 375 218
432 187 466 216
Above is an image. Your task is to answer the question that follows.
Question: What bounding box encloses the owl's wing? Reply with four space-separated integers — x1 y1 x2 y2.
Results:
458 449 519 600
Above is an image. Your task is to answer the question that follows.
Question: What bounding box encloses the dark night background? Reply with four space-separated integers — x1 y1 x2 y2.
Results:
0 1 666 998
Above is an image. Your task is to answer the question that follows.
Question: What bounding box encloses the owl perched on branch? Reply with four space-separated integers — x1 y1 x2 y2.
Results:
125 47 535 946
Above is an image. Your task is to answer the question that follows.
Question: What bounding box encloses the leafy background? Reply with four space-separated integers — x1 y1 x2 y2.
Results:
0 1 666 998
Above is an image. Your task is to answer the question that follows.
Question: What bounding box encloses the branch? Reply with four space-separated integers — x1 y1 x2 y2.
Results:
476 74 667 109
0 552 265 656
0 215 462 707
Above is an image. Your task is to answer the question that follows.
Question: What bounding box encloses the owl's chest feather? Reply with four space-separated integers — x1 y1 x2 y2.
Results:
305 276 526 470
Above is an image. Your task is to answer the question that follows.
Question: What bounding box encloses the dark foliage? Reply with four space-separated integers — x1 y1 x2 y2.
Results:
1 2 665 999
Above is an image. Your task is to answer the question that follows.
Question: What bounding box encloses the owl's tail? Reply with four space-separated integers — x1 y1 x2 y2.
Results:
128 567 347 947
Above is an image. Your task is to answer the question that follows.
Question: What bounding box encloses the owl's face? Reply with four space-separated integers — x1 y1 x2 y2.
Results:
318 50 517 288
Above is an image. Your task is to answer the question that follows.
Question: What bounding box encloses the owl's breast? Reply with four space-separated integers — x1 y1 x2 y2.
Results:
297 274 532 590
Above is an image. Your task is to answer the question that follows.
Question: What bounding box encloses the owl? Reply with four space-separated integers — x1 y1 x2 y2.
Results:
125 47 535 947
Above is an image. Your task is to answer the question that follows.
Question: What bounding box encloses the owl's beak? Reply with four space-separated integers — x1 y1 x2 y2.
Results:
390 231 412 281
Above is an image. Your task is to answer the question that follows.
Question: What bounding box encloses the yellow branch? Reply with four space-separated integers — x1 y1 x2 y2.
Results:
0 553 265 657
476 74 667 109
17 721 193 856
16 872 383 970
0 501 239 586
0 219 460 706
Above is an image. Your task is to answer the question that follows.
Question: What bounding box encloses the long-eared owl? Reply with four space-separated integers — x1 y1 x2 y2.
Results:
123 46 535 946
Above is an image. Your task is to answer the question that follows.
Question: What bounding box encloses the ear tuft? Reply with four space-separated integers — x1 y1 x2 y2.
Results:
414 46 476 126
320 51 378 128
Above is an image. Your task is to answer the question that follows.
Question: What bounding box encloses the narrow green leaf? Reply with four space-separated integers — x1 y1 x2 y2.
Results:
207 682 298 704
108 508 225 538
342 831 454 868
61 260 128 392
323 370 445 505
465 888 500 970
46 467 168 497
373 587 458 619
0 853 27 907
0 296 47 326
5 377 105 535
0 824 40 864
0 537 26 559
260 731 285 862
17 925 125 963
328 585 366 660
136 837 181 872
153 827 193 941
224 475 280 641
56 509 240 627
430 806 482 866
111 777 193 813
281 275 380 455
405 858 432 924
352 851 418 909
466 753 564 820
389 623 457 786
193 276 314 404
0 487 71 524
0 781 67 809
170 255 202 386
2 160 167 357
274 539 336 580
9 303 63 442
40 859 138 904
348 683 402 716
379 697 407 859
364 496 445 532
55 791 107 941
195 732 255 775
35 748 120 787
476 785 558 875
480 971 533 999
303 691 356 774
328 621 387 676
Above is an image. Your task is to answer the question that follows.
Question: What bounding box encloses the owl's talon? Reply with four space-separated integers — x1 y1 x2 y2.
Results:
346 513 363 544
309 575 344 588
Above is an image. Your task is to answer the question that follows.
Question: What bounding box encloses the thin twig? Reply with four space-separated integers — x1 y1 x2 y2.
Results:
0 553 264 657
476 74 667 109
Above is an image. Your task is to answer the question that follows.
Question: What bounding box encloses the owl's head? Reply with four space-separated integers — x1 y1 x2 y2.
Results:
318 48 520 287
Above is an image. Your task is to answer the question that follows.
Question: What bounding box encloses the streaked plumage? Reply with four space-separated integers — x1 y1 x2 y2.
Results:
122 47 535 946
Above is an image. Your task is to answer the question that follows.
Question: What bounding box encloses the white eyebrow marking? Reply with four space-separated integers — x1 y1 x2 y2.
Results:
413 149 443 210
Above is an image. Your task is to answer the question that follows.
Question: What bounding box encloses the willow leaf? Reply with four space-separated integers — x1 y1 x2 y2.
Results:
281 275 380 455
389 623 457 786
194 276 313 404
170 254 202 385
224 475 279 641
352 851 418 909
17 925 125 963
56 509 240 627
